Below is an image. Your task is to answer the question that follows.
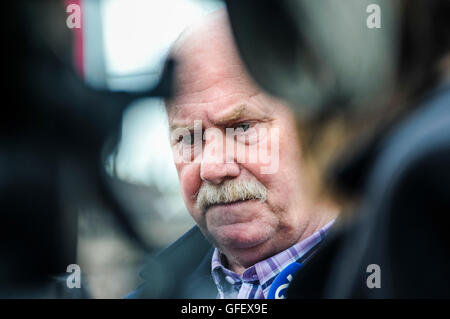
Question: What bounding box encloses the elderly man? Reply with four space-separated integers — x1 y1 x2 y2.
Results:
129 10 338 299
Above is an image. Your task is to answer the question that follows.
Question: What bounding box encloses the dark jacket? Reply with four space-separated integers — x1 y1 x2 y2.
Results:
127 226 217 298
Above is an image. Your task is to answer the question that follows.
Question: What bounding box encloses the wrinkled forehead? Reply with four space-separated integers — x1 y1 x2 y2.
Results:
170 10 241 73
165 10 258 107
172 51 249 101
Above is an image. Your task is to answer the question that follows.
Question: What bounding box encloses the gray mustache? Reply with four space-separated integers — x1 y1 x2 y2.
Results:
196 179 267 212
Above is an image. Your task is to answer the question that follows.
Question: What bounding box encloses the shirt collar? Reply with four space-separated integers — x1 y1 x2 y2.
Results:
211 219 335 297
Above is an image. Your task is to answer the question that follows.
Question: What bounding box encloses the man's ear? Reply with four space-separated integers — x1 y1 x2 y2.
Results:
159 57 178 106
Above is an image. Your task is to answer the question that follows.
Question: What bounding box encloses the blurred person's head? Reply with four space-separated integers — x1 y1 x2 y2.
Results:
231 0 450 208
165 10 337 274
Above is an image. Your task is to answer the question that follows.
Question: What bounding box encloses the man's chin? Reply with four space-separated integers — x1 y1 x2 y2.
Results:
211 222 272 250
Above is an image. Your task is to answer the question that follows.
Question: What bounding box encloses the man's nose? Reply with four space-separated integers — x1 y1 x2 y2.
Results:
200 132 240 184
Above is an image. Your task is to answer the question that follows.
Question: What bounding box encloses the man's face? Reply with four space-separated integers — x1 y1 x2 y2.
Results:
167 23 314 269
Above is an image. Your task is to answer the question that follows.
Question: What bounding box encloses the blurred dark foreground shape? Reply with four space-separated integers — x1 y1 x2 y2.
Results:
0 1 175 297
225 0 450 298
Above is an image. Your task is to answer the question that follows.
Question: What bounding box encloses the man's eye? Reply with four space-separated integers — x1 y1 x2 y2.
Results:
234 122 251 132
180 133 195 145
179 132 203 145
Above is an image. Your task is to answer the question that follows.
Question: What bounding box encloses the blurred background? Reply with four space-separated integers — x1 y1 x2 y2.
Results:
72 0 223 298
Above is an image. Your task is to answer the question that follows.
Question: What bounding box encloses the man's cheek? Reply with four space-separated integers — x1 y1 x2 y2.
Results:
242 159 274 184
178 164 202 206
240 128 280 175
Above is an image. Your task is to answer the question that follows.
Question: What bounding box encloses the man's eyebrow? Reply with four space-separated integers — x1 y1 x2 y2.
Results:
169 123 195 131
169 104 266 131
214 104 268 125
214 104 248 125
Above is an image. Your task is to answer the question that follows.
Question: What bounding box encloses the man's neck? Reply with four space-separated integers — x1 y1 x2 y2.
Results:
220 213 338 276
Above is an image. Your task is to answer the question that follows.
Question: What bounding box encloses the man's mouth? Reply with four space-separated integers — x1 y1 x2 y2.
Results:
204 199 250 212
